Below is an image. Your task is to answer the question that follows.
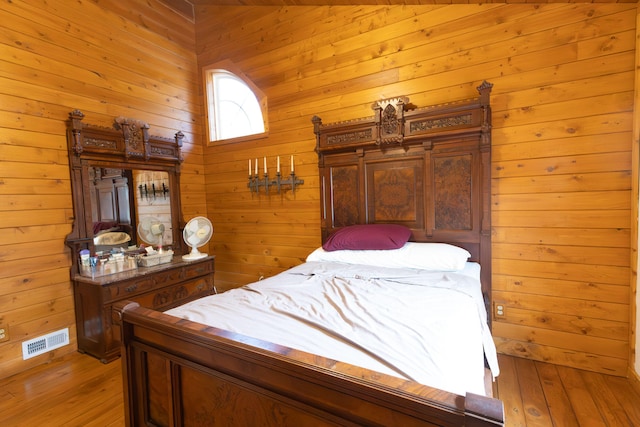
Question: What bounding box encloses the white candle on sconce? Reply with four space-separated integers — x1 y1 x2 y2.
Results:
247 153 304 195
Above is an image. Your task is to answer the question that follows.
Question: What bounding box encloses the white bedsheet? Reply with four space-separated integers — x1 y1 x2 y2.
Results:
166 261 499 396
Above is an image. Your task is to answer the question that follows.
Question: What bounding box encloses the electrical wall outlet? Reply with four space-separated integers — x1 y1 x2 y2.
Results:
0 323 9 343
494 303 506 319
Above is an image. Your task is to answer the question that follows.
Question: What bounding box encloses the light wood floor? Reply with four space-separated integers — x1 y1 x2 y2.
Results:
0 352 639 426
0 352 124 427
495 355 640 426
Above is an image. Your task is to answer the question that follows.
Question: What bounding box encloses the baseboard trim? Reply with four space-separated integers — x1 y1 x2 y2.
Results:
628 366 640 395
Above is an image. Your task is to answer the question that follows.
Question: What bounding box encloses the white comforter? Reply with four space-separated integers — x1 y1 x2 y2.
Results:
166 261 499 396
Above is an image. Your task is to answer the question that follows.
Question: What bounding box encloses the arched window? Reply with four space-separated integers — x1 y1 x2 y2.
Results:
203 61 268 144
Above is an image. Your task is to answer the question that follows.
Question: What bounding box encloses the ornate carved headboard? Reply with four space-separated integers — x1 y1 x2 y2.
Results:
313 81 493 299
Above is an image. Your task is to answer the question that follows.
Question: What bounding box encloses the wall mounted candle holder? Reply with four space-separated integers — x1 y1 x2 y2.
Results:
138 182 170 200
248 172 304 195
248 156 303 195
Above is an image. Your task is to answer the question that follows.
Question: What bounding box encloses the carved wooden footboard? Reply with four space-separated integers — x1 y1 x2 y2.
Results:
115 302 504 426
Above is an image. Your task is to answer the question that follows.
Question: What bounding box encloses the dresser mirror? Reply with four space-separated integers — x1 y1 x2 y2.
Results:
65 110 185 278
89 167 173 250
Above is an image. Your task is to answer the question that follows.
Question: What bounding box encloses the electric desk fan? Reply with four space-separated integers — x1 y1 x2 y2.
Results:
182 216 213 261
137 217 165 248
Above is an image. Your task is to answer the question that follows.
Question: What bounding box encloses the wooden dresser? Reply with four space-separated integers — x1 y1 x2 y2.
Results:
73 256 215 363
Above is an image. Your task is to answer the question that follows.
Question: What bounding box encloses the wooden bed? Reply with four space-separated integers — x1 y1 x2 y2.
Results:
115 81 504 426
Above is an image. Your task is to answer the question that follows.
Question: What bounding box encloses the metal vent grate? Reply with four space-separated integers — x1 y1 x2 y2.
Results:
22 328 70 360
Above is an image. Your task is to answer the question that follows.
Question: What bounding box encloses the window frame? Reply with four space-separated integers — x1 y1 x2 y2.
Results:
203 60 269 145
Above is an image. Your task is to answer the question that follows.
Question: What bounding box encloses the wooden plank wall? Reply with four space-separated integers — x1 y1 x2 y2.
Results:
195 4 636 376
633 7 640 381
0 0 203 378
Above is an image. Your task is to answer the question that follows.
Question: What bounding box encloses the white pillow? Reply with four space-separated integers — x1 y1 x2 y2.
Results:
306 242 471 271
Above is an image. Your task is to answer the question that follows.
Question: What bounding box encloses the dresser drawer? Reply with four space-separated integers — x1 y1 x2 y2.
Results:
102 260 214 303
183 260 214 279
132 275 214 311
150 265 188 288
105 277 155 302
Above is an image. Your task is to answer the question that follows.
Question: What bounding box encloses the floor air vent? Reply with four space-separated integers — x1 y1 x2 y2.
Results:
22 328 70 360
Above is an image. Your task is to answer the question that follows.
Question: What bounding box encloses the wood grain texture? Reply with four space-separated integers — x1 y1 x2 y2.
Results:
0 0 202 378
192 0 638 4
0 352 124 427
2 352 639 427
0 0 636 381
117 301 505 426
196 4 635 375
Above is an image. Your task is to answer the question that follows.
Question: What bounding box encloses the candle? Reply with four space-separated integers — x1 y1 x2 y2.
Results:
249 159 252 176
255 158 258 175
291 155 294 173
277 156 280 173
264 157 267 174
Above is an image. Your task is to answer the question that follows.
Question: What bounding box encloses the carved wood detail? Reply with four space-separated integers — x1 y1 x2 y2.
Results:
372 168 416 221
433 154 472 230
410 113 473 133
373 96 409 145
65 110 186 277
367 159 423 228
326 128 373 145
329 165 359 228
314 81 493 298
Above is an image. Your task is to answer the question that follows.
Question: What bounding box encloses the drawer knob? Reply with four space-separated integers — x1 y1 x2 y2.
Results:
125 284 138 293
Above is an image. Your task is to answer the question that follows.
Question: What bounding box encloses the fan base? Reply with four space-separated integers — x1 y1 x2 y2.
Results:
182 252 208 261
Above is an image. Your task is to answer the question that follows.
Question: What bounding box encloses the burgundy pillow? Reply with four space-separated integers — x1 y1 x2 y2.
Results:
322 224 411 252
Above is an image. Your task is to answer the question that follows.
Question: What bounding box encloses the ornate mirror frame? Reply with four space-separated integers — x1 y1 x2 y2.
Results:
65 110 185 278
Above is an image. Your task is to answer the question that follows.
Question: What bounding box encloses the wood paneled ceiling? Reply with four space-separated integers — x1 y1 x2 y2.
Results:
189 0 636 4
162 0 637 28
